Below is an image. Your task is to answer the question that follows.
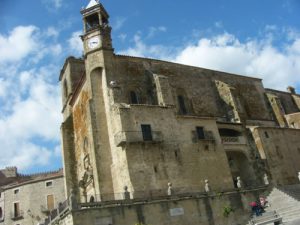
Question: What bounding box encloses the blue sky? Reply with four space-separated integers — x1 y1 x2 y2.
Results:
0 0 299 174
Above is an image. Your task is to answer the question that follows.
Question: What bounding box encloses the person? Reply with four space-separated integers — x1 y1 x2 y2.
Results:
249 201 261 216
259 196 268 209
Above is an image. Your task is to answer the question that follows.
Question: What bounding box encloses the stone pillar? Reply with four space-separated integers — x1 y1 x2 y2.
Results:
204 179 210 192
167 182 173 196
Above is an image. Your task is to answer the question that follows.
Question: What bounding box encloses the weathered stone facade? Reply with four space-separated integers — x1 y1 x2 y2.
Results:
56 1 300 225
0 167 65 225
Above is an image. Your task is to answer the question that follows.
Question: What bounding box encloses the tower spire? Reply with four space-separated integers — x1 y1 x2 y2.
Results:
86 0 99 9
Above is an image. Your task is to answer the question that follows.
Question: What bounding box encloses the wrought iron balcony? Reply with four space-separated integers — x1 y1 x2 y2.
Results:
114 131 163 147
221 136 246 145
40 205 50 214
10 210 24 220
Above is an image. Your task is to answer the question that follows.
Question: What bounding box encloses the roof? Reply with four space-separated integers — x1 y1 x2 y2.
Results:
86 0 99 9
0 168 64 190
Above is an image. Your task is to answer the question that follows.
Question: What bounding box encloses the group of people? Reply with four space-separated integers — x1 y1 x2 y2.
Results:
250 196 268 216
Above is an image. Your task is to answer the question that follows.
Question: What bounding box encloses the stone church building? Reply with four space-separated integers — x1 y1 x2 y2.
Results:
56 0 300 224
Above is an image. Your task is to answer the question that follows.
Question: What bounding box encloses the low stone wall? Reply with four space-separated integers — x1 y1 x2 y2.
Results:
55 187 268 225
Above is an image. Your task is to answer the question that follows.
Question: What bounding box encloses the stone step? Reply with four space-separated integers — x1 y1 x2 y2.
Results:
268 204 300 213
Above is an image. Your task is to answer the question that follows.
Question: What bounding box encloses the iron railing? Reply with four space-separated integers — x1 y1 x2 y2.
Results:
10 210 24 220
114 131 163 146
221 136 246 144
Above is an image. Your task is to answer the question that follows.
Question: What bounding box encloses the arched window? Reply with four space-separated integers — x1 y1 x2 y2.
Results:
90 196 95 203
177 95 187 115
129 91 139 104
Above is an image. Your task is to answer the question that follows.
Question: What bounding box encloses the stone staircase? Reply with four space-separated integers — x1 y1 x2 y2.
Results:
246 184 300 225
248 211 282 225
265 184 300 225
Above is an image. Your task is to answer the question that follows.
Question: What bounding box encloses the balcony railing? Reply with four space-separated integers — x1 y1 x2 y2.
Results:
221 136 246 145
41 205 50 214
10 210 24 220
114 131 163 147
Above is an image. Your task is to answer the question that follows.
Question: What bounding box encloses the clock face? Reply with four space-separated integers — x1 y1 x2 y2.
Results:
88 37 100 49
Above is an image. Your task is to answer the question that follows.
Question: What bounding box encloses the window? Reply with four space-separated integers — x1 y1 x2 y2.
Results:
90 196 95 203
264 131 269 138
63 80 68 98
47 195 54 210
130 91 139 104
45 181 53 187
14 189 19 194
177 95 187 115
13 202 20 218
196 127 205 139
85 13 100 31
141 124 153 141
0 207 2 218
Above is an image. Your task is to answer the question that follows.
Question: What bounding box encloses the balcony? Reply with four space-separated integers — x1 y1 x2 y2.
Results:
221 136 246 145
114 131 163 147
10 211 24 221
41 205 50 214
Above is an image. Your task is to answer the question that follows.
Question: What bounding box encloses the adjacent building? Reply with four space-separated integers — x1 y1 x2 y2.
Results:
0 167 65 225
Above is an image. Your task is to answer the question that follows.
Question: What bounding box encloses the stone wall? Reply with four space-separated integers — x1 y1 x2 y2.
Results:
60 188 267 225
252 127 300 185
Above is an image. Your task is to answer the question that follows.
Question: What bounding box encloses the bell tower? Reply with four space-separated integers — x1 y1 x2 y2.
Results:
81 0 113 56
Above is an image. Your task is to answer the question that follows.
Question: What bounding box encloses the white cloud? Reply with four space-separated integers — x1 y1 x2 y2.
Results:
0 25 63 171
119 34 174 60
119 31 300 91
113 17 127 31
147 26 167 38
0 26 38 63
0 67 62 170
175 33 300 90
42 0 63 10
68 31 83 56
45 26 59 39
118 33 127 42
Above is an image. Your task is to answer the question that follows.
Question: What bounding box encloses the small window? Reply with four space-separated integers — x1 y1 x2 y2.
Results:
63 80 68 98
14 189 19 194
141 124 153 141
264 131 269 138
196 127 205 139
90 196 95 203
177 95 187 115
46 181 53 187
130 91 139 104
0 207 2 218
13 202 20 218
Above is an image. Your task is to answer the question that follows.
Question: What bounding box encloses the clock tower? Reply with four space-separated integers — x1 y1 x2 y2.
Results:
81 0 113 57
